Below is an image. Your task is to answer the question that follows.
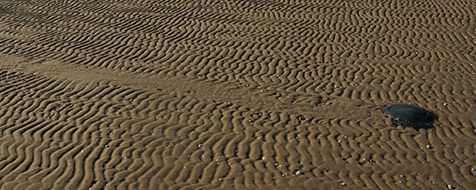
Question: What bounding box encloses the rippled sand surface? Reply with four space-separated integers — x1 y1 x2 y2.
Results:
0 0 475 189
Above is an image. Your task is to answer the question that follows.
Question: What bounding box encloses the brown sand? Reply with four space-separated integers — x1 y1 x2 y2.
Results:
0 0 475 189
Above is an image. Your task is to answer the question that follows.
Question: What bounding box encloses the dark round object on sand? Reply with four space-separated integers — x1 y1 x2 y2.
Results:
382 104 437 129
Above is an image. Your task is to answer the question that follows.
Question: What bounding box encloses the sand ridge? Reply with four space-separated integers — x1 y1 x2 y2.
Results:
0 0 475 189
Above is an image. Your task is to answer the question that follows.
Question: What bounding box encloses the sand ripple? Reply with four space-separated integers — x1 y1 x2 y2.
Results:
0 0 475 189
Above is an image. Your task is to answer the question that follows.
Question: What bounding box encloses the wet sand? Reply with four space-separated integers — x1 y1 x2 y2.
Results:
0 0 475 189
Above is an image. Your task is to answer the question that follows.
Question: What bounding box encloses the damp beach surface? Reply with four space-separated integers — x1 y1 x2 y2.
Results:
0 0 475 189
